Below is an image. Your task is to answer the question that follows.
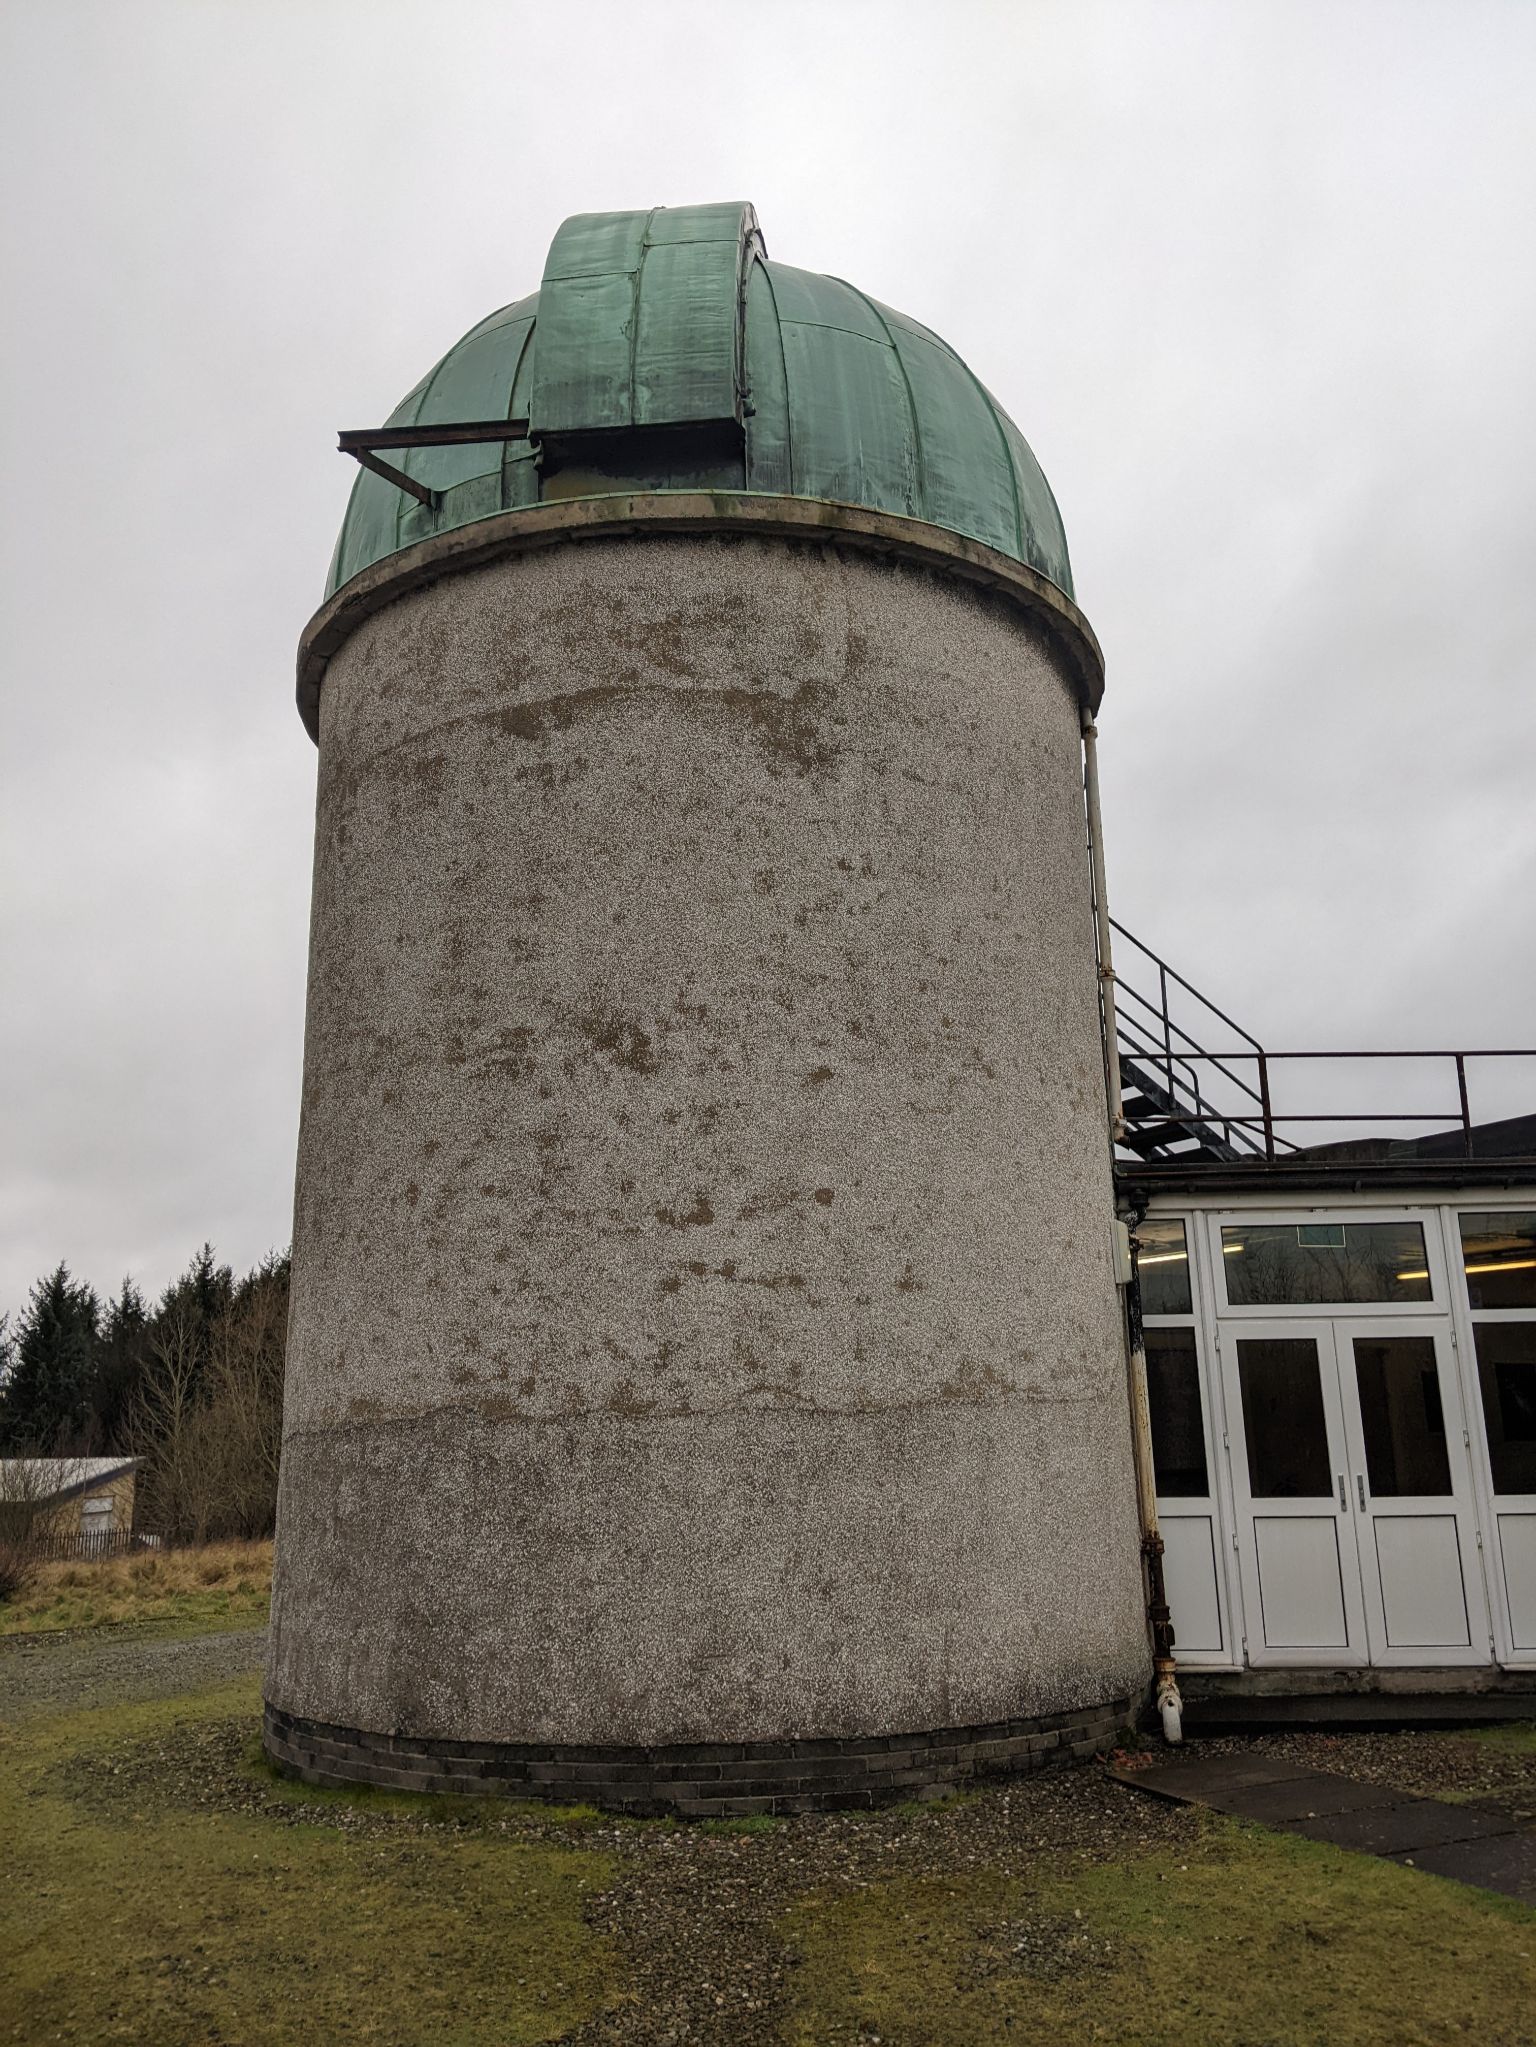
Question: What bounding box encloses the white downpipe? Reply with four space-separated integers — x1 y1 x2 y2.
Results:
1082 707 1182 1745
1160 1685 1185 1745
1081 713 1125 1142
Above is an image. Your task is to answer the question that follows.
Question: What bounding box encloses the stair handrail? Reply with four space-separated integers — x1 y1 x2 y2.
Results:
1118 1035 1265 1158
1118 1041 1262 1159
1108 918 1267 1053
1115 980 1270 1116
1108 920 1288 1158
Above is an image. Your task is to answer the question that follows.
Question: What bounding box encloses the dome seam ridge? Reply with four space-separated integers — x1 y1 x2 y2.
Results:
828 275 925 526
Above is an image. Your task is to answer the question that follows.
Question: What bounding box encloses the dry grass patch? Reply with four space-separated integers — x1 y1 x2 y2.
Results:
0 1539 272 1635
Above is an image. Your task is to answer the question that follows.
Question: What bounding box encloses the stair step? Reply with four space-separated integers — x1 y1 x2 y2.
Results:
1121 1126 1195 1157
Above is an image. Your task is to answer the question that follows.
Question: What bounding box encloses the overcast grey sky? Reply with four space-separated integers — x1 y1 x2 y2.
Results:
2 0 1534 1314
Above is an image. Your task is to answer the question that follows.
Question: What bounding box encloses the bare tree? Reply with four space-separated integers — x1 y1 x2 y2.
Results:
130 1305 210 1542
130 1260 287 1544
0 1452 91 1599
200 1262 286 1539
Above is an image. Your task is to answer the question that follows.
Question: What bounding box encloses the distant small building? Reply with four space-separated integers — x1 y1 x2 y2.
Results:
0 1457 139 1543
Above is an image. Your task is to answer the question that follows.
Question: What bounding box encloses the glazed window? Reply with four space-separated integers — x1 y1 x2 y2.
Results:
1145 1328 1209 1497
1136 1217 1192 1316
1458 1211 1536 1311
1220 1221 1432 1306
1473 1323 1536 1496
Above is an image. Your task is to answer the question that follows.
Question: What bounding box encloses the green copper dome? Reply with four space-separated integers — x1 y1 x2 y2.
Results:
326 202 1075 601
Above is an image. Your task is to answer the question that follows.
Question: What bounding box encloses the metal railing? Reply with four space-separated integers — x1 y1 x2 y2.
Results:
1109 923 1536 1164
1111 920 1287 1159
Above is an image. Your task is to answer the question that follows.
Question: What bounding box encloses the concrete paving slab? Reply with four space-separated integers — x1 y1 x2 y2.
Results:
1283 1799 1520 1857
1111 1749 1536 1904
1390 1831 1536 1905
1110 1755 1315 1803
1219 1773 1403 1824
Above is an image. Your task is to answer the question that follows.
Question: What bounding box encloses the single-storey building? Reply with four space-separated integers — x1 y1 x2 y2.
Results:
1111 925 1535 1717
0 1457 140 1546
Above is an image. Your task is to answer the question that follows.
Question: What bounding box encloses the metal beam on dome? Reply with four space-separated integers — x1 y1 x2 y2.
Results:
338 422 534 508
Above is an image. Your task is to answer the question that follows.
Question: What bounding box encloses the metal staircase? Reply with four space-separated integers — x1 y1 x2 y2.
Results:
1117 1052 1248 1162
1105 921 1290 1164
1101 922 1536 1166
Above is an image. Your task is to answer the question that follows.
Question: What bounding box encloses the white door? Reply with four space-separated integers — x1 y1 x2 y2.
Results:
1335 1321 1487 1664
1221 1317 1489 1666
1222 1321 1371 1664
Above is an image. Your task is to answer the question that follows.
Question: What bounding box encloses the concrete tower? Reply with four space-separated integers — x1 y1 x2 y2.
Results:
265 203 1149 1811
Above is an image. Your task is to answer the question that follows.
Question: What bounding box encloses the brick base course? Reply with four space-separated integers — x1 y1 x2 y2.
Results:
262 1695 1134 1817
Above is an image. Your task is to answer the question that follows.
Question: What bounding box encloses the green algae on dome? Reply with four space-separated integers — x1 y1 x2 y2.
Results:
326 202 1075 601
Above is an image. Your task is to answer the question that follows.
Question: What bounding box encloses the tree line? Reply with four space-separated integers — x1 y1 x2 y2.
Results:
0 1245 288 1544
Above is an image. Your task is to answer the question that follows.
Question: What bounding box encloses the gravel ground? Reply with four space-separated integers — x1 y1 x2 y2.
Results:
562 1773 1176 2044
0 1623 266 1726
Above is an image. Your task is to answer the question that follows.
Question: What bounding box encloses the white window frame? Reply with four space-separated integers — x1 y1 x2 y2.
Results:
1437 1198 1536 1667
1142 1185 1536 1675
1142 1213 1240 1668
1203 1204 1450 1320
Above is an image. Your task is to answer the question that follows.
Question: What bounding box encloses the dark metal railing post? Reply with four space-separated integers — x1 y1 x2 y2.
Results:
1160 962 1173 1104
1456 1053 1472 1159
1257 1052 1275 1161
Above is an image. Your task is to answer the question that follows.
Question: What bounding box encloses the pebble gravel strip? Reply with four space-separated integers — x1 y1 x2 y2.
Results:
0 1624 267 1727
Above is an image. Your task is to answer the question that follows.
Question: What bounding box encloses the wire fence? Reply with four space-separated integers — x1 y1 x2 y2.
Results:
1 1528 163 1565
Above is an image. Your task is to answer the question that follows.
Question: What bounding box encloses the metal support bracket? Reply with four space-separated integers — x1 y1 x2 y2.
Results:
338 420 534 511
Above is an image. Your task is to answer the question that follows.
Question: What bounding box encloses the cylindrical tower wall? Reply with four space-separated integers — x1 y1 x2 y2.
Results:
266 532 1148 1803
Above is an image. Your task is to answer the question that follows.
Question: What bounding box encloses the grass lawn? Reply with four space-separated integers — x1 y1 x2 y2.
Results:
782 1831 1535 2046
0 1539 272 1637
0 1662 1531 2045
0 1674 614 2044
1458 1720 1536 1756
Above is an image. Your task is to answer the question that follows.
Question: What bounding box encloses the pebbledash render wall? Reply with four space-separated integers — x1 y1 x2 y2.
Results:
265 516 1149 1810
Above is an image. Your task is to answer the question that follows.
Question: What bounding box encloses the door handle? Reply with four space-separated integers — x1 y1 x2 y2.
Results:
1357 1474 1368 1512
1337 1474 1347 1511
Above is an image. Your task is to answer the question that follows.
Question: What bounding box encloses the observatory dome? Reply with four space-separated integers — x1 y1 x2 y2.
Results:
327 201 1074 602
270 198 1143 1814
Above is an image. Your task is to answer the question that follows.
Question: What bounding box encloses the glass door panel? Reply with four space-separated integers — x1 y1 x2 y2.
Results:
1237 1338 1334 1497
1343 1334 1482 1653
1222 1324 1369 1663
1351 1337 1453 1497
1337 1324 1484 1663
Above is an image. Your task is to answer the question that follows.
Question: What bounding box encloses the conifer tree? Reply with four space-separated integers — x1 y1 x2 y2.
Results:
0 1265 100 1449
92 1277 151 1450
149 1244 233 1396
